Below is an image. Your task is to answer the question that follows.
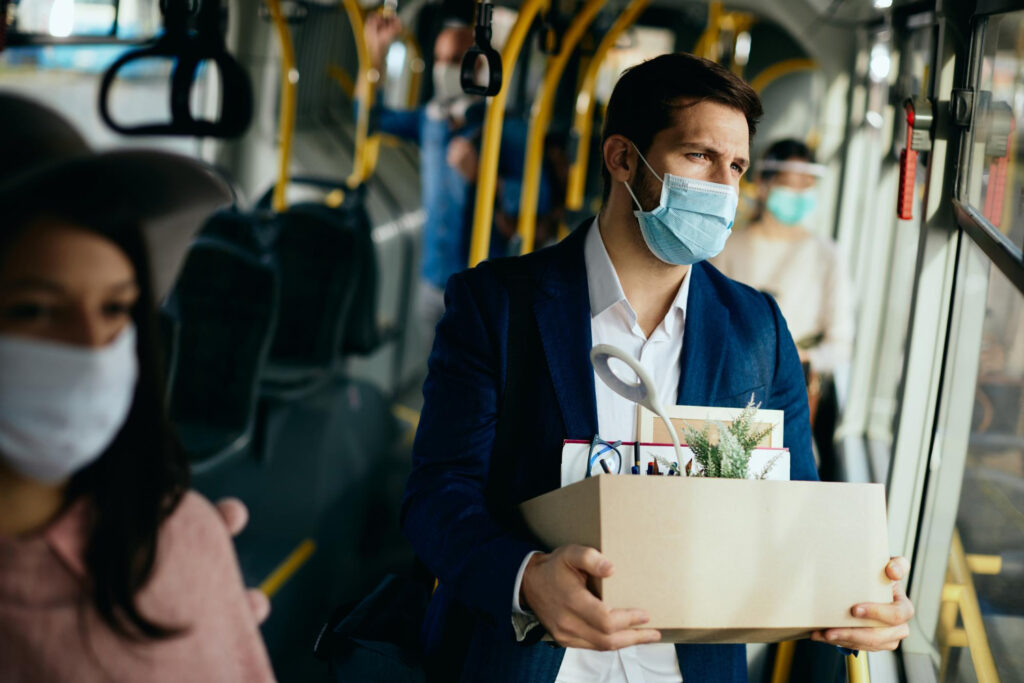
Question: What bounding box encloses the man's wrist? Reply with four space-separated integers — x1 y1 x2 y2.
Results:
512 550 543 615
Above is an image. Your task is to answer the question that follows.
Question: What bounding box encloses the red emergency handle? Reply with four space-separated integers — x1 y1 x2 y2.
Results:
897 148 918 220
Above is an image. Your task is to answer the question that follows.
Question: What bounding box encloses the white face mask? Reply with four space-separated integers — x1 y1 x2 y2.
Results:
0 325 138 483
432 63 464 103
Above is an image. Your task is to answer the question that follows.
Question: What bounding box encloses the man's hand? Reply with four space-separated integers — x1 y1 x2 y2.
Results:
364 13 402 71
447 136 479 181
810 556 914 651
520 545 661 650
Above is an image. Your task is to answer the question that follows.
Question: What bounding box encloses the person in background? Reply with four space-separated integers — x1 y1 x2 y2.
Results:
0 94 275 683
713 139 855 380
363 6 551 343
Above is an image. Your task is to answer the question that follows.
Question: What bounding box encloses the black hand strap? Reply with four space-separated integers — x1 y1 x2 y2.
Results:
98 0 253 138
460 0 502 97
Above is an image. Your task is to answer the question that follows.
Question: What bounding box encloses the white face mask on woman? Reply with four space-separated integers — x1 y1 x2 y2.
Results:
0 325 138 483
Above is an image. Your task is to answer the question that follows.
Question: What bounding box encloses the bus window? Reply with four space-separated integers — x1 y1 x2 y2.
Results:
8 0 160 39
964 11 1024 247
912 8 1024 681
593 25 674 105
949 252 1024 682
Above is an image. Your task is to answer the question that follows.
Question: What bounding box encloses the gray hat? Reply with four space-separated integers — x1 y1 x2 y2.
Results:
0 91 233 297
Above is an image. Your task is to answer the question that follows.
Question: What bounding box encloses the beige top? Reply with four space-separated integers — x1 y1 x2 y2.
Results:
712 227 855 375
0 491 276 683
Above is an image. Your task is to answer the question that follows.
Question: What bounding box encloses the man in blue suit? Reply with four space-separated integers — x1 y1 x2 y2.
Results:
402 53 914 682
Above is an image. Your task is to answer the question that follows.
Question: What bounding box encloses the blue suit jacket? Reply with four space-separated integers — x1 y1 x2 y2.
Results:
402 222 817 682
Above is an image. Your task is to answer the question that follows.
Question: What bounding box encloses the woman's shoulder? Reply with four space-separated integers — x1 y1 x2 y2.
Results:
157 491 235 559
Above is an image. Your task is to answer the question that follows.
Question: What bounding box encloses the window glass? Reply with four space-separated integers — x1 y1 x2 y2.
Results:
867 25 933 453
8 0 160 39
948 241 1024 682
966 10 1024 251
594 26 675 105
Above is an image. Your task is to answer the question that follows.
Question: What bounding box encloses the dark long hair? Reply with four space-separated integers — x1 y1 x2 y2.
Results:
2 179 190 640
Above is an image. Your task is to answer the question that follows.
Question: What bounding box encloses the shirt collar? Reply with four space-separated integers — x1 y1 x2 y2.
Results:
584 216 628 317
583 217 691 331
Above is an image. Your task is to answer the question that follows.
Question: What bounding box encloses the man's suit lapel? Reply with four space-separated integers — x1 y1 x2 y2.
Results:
678 261 731 405
533 222 599 441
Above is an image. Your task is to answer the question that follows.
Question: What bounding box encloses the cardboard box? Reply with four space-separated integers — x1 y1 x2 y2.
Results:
519 476 892 643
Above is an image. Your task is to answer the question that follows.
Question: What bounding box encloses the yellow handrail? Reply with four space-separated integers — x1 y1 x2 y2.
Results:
749 58 818 95
769 640 796 683
772 641 871 683
846 651 870 683
259 539 316 598
267 0 297 213
564 0 650 214
938 530 1001 683
692 1 723 61
468 0 551 267
341 0 382 186
514 0 607 254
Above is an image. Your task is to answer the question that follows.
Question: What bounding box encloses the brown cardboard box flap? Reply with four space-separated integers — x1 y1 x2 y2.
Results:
520 476 892 643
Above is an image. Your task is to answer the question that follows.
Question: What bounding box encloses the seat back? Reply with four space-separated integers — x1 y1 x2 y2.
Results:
268 206 359 370
165 224 277 464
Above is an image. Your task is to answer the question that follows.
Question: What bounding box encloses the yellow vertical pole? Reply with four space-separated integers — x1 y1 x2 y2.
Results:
267 0 297 212
846 651 870 683
341 0 380 186
515 0 606 254
468 0 550 267
564 0 650 215
769 640 796 683
692 1 722 61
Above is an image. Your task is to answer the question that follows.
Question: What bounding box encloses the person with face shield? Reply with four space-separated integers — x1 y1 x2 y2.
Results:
0 94 275 683
363 6 551 341
712 139 855 379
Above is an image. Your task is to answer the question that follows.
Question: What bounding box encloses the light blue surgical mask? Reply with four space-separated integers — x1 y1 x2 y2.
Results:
623 144 738 265
765 187 817 225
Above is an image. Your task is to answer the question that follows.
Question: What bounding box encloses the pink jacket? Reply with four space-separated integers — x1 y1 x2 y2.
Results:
0 491 276 682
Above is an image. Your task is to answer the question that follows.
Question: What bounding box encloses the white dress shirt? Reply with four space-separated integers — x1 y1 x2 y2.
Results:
512 218 689 682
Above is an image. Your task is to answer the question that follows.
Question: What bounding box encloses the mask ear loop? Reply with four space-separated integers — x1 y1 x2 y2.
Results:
630 141 664 183
622 141 664 212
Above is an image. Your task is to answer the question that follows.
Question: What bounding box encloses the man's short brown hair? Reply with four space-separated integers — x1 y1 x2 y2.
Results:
600 53 763 200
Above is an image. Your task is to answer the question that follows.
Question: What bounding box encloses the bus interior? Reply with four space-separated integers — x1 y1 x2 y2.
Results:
1 0 1022 681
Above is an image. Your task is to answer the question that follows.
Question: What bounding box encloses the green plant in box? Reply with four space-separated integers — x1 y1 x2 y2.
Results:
654 397 779 479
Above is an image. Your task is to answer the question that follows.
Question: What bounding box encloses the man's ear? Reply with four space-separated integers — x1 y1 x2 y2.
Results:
603 135 633 184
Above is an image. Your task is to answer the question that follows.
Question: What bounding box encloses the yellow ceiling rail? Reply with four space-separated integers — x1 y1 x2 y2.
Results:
515 0 607 255
267 0 298 213
468 0 550 267
749 58 818 95
564 0 650 214
341 0 382 186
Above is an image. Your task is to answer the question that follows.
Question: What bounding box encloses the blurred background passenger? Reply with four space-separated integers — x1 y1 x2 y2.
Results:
713 139 855 472
0 95 275 683
364 6 551 342
714 139 854 376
